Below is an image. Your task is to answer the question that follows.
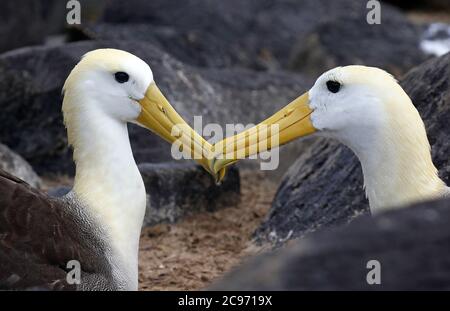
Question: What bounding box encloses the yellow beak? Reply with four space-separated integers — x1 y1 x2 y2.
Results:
137 82 223 179
211 92 316 179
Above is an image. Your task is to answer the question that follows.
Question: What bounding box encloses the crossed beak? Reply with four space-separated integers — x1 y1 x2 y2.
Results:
137 82 225 180
211 92 316 180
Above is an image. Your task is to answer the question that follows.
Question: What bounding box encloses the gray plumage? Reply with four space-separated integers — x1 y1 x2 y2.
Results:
0 169 123 290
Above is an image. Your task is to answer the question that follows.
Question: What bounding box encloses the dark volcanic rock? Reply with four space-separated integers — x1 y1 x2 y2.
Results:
289 14 429 77
0 143 41 188
254 52 450 245
139 163 240 226
80 0 420 72
0 1 66 53
211 198 450 290
0 40 309 176
0 2 44 53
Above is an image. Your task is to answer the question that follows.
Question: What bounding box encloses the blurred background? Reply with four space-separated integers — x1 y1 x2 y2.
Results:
0 0 450 290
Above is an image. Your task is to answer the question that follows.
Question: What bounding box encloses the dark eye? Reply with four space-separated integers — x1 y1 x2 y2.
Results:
326 80 341 93
114 72 129 83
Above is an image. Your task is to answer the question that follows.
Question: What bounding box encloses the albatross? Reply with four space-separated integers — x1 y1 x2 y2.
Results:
212 65 450 213
0 49 214 290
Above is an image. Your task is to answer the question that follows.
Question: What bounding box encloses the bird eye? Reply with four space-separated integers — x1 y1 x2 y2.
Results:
326 80 341 93
114 72 129 83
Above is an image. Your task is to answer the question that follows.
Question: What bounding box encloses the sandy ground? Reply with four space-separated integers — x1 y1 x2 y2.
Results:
138 170 277 290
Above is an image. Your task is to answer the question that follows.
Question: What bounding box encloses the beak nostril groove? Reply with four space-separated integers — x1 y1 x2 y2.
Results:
284 108 295 118
158 105 166 114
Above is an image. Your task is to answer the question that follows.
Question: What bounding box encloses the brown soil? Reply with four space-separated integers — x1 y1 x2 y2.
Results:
407 11 450 24
138 170 276 290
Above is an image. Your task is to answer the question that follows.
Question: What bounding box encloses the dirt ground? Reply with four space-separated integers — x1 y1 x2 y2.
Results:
407 11 450 24
138 170 277 291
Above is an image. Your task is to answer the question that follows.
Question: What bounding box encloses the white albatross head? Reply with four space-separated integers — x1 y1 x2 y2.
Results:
63 49 153 124
62 48 213 173
213 65 448 213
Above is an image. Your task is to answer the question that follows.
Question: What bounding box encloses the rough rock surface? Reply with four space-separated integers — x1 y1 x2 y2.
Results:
139 163 240 226
0 1 66 53
0 40 309 176
289 14 428 77
0 143 41 188
211 198 450 290
254 52 450 245
80 0 422 73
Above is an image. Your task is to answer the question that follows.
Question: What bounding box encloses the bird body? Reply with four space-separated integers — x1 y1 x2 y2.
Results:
0 49 213 290
0 170 115 290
